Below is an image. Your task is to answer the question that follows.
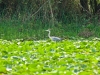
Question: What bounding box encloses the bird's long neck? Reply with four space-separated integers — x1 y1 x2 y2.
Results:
48 31 51 38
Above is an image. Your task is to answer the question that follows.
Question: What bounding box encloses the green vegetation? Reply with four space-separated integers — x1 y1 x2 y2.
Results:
0 39 100 75
0 0 100 75
0 17 100 40
0 0 100 40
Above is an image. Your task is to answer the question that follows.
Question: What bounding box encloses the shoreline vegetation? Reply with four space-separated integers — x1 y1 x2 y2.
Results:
0 0 100 75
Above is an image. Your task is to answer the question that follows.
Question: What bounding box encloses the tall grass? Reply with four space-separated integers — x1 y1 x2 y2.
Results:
0 13 100 40
0 18 44 40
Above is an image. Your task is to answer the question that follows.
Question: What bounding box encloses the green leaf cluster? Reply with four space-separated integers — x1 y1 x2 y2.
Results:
0 39 100 75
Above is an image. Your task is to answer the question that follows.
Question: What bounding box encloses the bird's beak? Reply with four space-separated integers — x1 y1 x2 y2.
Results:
45 30 49 31
45 29 50 31
45 30 47 31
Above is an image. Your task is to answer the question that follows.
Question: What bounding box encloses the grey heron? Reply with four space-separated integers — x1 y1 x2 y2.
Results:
45 29 61 41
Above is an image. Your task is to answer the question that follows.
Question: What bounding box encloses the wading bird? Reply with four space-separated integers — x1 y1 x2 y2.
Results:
45 29 61 41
